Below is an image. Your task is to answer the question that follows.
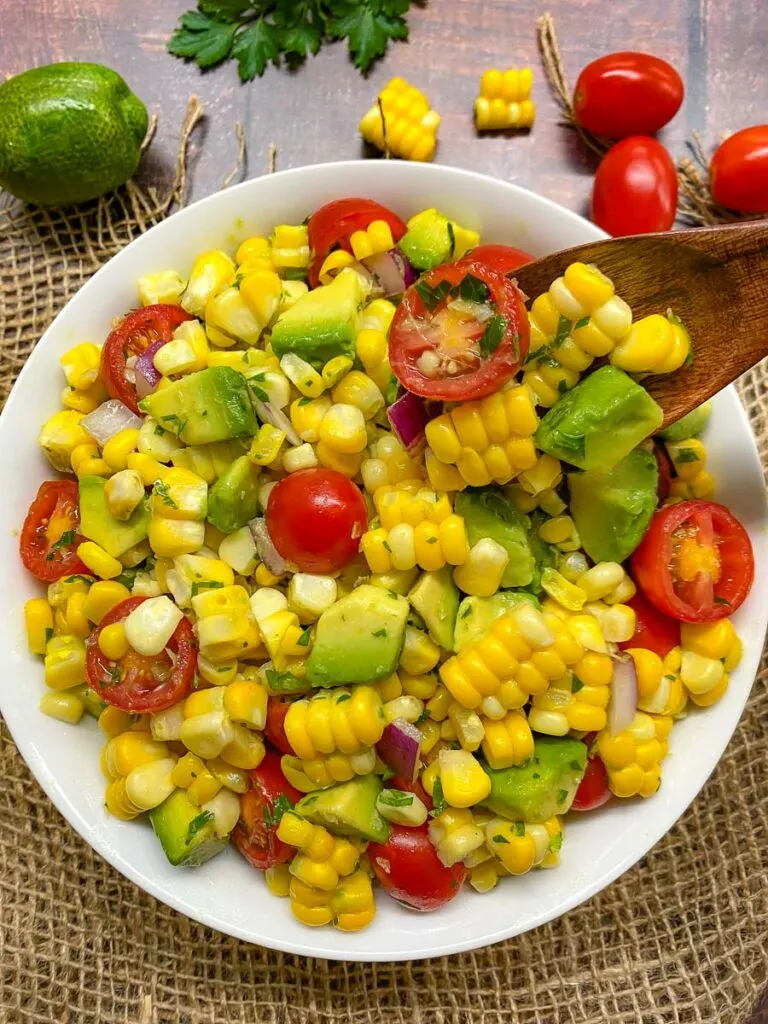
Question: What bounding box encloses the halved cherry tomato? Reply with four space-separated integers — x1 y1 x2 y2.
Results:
459 244 534 277
652 440 674 501
266 468 367 574
591 137 677 236
574 52 683 139
389 259 529 401
630 500 754 623
100 304 193 414
85 597 197 712
618 591 680 659
233 751 302 871
710 125 768 214
571 752 611 811
264 696 294 756
307 198 408 288
368 824 466 912
20 480 89 582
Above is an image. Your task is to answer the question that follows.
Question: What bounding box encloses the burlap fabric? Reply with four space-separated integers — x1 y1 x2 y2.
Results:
1 110 767 1024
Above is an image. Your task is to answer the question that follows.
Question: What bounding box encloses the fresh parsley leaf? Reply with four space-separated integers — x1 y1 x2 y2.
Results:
453 273 489 305
479 314 508 358
415 278 451 312
297 627 312 647
492 833 510 844
153 480 178 509
380 789 414 807
231 18 281 80
191 580 225 598
429 778 447 817
326 0 410 72
524 315 571 367
572 676 584 693
514 821 526 837
186 809 215 843
168 9 238 68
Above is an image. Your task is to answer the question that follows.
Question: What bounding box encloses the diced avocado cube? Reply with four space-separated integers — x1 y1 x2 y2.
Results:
398 208 455 271
149 789 229 867
455 488 534 588
139 366 258 446
536 366 663 473
408 566 460 650
482 736 588 822
306 584 409 687
568 448 659 564
453 591 538 652
659 400 712 442
295 774 390 843
78 475 149 558
270 269 364 369
207 455 261 534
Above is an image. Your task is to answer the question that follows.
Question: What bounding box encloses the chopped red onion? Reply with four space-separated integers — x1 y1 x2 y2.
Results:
251 398 302 447
387 390 438 453
363 248 417 297
248 517 287 576
134 341 165 399
376 719 422 781
81 400 142 446
608 656 638 736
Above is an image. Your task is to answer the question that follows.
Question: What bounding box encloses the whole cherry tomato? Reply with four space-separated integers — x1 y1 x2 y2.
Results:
266 468 367 574
85 597 197 713
368 825 466 912
710 125 768 214
574 52 684 138
571 752 611 812
233 751 302 871
591 137 678 236
307 198 408 288
630 500 754 622
618 591 680 659
389 258 529 401
20 480 89 582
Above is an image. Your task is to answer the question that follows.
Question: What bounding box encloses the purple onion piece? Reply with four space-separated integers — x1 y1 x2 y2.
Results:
134 340 165 399
376 718 422 781
608 656 638 736
386 389 439 453
362 248 417 297
248 517 287 576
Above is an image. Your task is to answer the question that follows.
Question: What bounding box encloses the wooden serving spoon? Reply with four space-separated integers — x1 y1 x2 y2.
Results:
513 221 768 428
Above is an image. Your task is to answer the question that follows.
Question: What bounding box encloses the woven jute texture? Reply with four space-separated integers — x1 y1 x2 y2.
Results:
1 113 767 1024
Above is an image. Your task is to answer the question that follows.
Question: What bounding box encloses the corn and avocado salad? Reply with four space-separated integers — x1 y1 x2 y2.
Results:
21 197 754 932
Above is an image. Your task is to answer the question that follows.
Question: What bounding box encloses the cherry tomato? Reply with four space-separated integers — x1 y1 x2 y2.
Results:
266 468 367 574
233 751 302 871
264 696 294 756
630 500 754 623
20 480 89 582
459 244 534 276
591 137 677 236
100 304 193 414
618 591 680 659
307 198 408 288
389 259 529 401
574 52 683 139
571 753 611 811
710 125 768 214
368 825 466 912
85 597 197 712
652 441 674 501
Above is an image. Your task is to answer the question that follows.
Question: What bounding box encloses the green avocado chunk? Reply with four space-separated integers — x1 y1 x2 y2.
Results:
270 269 364 369
568 448 659 564
295 775 390 844
536 366 663 473
140 366 258 446
408 566 460 650
455 488 535 588
482 736 588 822
206 455 260 534
78 475 149 558
149 789 229 867
658 401 712 443
453 591 538 652
398 208 455 271
306 584 409 686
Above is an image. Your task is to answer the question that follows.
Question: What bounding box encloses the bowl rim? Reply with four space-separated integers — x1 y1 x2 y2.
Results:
2 160 766 961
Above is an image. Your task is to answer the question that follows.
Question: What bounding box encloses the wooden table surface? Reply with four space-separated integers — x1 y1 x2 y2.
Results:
2 0 767 1020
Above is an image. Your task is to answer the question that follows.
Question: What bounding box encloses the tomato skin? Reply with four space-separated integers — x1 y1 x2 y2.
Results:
460 244 534 276
308 198 408 288
389 259 529 401
591 137 678 236
574 52 683 139
630 500 754 623
571 753 611 812
264 697 294 756
619 591 680 659
368 825 466 912
20 480 89 582
233 751 302 871
710 126 768 214
100 304 193 414
85 597 197 712
266 468 367 574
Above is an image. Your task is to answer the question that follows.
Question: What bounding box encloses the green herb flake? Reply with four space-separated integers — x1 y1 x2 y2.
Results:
674 448 700 464
532 772 541 779
663 673 677 682
154 424 166 437
548 832 563 854
336 693 352 703
297 627 312 647
460 604 473 619
261 793 293 829
572 676 584 693
161 413 188 436
429 778 447 818
382 540 392 553
570 760 582 772
247 379 269 403
380 789 414 807
372 628 388 638
573 316 590 330
414 707 431 726
51 530 76 551
265 668 308 693
381 767 395 782
426 536 438 544
557 379 569 394
415 278 452 313
153 480 178 509
44 627 54 644
479 314 508 358
514 821 526 837
108 665 123 686
446 220 456 257
297 397 313 407
387 590 399 600
557 788 568 804
115 567 139 590
492 833 510 844
191 580 225 598
64 575 93 585
453 273 490 305
186 809 214 843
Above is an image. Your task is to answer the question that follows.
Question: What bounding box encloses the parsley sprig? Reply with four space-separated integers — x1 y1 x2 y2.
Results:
168 0 416 80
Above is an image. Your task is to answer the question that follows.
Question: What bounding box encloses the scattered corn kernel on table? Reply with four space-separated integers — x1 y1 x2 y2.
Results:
2 1 768 1022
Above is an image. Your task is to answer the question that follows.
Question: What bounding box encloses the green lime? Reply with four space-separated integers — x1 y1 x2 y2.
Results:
0 62 148 206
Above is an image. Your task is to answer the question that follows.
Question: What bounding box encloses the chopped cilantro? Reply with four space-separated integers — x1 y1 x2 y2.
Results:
479 314 508 358
387 590 399 599
154 424 165 437
572 676 584 693
524 315 571 367
115 567 139 590
557 788 568 804
382 540 392 553
573 316 590 330
492 833 510 844
381 767 395 782
570 760 582 772
297 397 313 407
191 580 225 598
452 273 489 305
262 793 293 829
548 832 563 854
154 480 178 509
50 530 75 551
429 778 447 817
372 628 388 638
247 378 269 403
379 789 414 807
415 278 452 312
64 575 93 585
44 627 54 644
414 707 431 726
186 810 214 843
265 668 308 693
514 821 526 837
663 673 677 681
161 413 188 436
674 448 700 464
297 627 312 647
426 536 438 544
557 379 569 394
446 220 456 257
532 772 541 779
336 693 352 703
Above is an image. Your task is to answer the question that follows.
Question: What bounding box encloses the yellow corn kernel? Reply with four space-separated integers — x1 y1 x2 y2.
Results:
453 538 508 597
319 403 367 455
438 748 491 807
126 451 170 486
61 381 107 414
76 541 123 581
315 440 363 478
279 352 325 398
97 621 129 661
248 424 286 467
610 314 674 374
81 581 131 625
332 371 384 421
105 778 142 820
448 702 485 752
98 706 139 741
43 635 86 690
688 671 729 707
349 220 395 261
136 269 186 306
481 710 534 769
540 568 586 611
264 862 292 898
181 250 235 318
101 430 140 473
60 342 101 391
484 820 537 875
597 711 671 799
270 224 310 270
220 723 266 770
105 470 145 523
125 757 177 811
236 236 272 268
104 731 168 778
38 409 92 472
170 751 205 788
39 690 84 725
223 679 268 729
148 517 204 559
25 598 54 656
475 68 535 130
290 854 339 892
356 327 389 370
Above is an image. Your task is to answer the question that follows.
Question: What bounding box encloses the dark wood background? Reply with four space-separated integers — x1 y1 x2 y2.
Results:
2 0 767 1019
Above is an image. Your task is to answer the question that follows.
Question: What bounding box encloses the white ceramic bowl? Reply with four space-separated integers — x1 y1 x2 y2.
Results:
1 161 766 962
